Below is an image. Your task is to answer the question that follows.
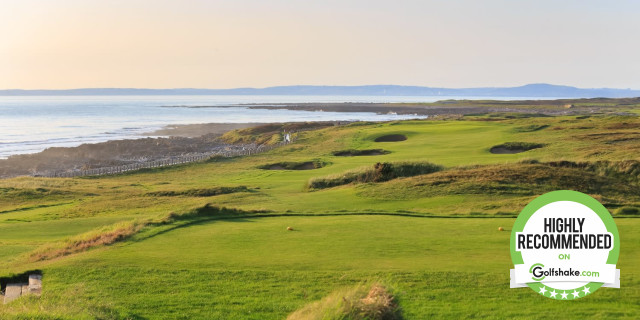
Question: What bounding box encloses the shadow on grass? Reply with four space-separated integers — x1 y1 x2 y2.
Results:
129 205 266 244
0 269 42 293
0 201 73 215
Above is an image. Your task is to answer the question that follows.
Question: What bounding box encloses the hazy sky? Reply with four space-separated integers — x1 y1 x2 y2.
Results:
2 0 639 89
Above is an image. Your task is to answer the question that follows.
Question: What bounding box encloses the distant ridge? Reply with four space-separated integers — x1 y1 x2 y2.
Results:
2 84 639 98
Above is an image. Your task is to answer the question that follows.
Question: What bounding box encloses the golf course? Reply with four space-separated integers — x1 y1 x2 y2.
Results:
1 106 640 319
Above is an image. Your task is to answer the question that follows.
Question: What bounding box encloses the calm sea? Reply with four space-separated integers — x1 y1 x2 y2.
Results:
0 95 552 159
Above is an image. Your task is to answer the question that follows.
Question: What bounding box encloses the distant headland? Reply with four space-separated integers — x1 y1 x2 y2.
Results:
1 83 639 98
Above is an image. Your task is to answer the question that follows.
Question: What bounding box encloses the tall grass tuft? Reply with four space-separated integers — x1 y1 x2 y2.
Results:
287 283 401 320
28 221 146 262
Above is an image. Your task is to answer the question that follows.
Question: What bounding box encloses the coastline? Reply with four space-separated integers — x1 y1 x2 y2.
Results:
166 100 609 116
144 122 267 137
3 97 633 178
0 122 265 178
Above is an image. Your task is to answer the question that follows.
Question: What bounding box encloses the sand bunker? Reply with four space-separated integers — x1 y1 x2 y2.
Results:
260 161 324 170
490 142 543 154
332 149 390 156
374 134 407 142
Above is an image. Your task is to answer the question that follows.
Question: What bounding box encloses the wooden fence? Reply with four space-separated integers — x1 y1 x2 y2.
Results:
39 141 289 178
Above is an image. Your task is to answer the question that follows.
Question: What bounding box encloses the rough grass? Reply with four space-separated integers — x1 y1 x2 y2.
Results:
360 161 640 209
259 161 326 170
542 160 640 183
0 187 71 200
307 162 443 190
287 283 400 320
146 186 250 197
512 124 550 132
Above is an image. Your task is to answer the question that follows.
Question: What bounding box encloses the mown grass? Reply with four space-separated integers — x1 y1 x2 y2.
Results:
2 215 639 319
23 205 270 262
2 113 640 318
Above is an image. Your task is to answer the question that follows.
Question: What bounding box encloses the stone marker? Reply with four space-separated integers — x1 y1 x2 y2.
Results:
3 283 22 304
28 274 42 295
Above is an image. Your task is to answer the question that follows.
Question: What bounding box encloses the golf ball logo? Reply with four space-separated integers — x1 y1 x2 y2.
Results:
509 191 620 300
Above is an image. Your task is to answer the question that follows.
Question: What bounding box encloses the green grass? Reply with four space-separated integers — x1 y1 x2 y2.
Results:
2 215 639 319
145 186 251 197
307 162 443 190
2 114 640 318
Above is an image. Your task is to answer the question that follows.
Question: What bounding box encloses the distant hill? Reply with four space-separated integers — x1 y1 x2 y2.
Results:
1 84 639 98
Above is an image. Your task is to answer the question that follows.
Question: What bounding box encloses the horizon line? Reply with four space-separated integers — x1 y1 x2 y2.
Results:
2 83 640 91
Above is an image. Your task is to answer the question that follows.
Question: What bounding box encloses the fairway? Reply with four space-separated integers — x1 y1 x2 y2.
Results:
2 116 640 319
3 215 637 319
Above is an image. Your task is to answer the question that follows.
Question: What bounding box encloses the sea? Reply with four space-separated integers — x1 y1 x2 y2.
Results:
0 95 554 159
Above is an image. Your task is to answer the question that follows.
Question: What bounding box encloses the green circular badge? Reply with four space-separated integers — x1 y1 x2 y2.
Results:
510 190 619 300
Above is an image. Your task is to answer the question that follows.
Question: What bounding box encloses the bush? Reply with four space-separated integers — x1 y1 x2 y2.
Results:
259 161 326 170
307 162 443 190
163 204 271 222
146 186 249 197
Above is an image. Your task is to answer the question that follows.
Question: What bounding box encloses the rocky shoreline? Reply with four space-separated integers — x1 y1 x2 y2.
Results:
0 123 264 178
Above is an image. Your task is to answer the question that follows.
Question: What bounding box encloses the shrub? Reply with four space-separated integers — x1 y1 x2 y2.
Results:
307 162 443 190
162 204 270 222
259 161 326 170
146 186 249 197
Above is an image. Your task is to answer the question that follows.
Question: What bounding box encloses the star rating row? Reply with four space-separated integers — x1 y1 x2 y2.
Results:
538 285 591 299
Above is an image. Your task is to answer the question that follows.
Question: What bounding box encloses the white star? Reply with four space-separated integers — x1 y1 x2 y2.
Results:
538 286 548 295
582 286 591 295
572 290 580 298
549 290 558 298
561 291 569 299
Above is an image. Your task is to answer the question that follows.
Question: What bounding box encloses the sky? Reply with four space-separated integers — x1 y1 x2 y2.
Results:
1 0 639 90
